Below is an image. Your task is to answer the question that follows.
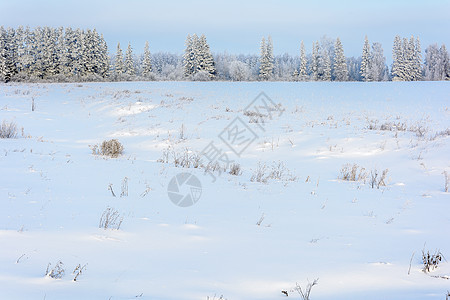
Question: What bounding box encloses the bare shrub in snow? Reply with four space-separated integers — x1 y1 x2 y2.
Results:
101 139 123 157
339 163 367 182
159 147 203 169
295 278 319 300
90 139 124 158
251 161 296 183
72 263 87 281
46 261 65 279
422 248 444 273
340 164 387 188
0 120 18 138
369 169 389 189
99 207 123 230
250 162 269 183
256 213 265 226
229 163 242 176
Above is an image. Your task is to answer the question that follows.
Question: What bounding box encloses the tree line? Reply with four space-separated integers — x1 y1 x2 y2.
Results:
1 26 449 83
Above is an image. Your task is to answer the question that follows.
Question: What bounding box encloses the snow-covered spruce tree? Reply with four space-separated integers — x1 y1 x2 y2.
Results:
0 27 7 82
311 41 319 81
333 37 348 81
182 34 215 80
439 44 450 80
259 36 274 80
197 34 215 79
142 41 152 78
299 40 308 81
15 26 26 75
413 37 422 81
98 33 110 78
65 28 83 78
424 44 440 81
403 37 415 81
22 26 35 78
80 29 95 77
55 27 69 77
360 36 371 81
391 35 404 81
114 42 124 77
183 34 197 77
1 27 18 82
321 48 331 81
124 43 135 76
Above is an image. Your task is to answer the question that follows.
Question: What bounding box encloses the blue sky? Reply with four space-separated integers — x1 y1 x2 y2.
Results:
1 0 449 61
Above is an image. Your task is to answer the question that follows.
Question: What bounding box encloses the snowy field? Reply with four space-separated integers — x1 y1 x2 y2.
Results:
0 81 449 300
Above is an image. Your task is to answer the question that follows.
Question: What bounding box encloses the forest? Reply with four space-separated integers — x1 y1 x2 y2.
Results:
0 26 449 83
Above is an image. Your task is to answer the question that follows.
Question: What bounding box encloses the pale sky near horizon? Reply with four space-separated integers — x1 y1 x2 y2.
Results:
1 0 449 62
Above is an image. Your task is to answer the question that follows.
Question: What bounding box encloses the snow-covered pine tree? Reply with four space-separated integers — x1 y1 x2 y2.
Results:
198 34 215 78
333 37 348 81
183 34 198 77
22 26 35 77
360 36 371 81
142 41 152 78
55 27 68 77
391 35 403 81
259 36 273 80
98 33 109 78
114 42 124 76
440 44 450 80
43 27 60 77
322 48 331 81
124 43 135 76
402 36 415 81
259 37 267 80
64 27 77 76
311 41 319 81
1 28 18 82
424 44 439 81
413 37 422 81
299 40 308 81
0 27 7 82
15 26 26 74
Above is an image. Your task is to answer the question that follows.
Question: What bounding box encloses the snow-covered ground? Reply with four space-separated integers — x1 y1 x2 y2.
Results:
0 81 449 300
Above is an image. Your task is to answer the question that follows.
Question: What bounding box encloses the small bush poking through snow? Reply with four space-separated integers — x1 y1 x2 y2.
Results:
72 263 87 282
90 139 123 158
229 163 242 176
339 163 367 182
0 120 18 138
250 161 297 184
369 169 389 189
99 207 123 230
46 261 65 279
101 139 123 157
339 164 388 189
422 249 444 273
295 278 319 300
